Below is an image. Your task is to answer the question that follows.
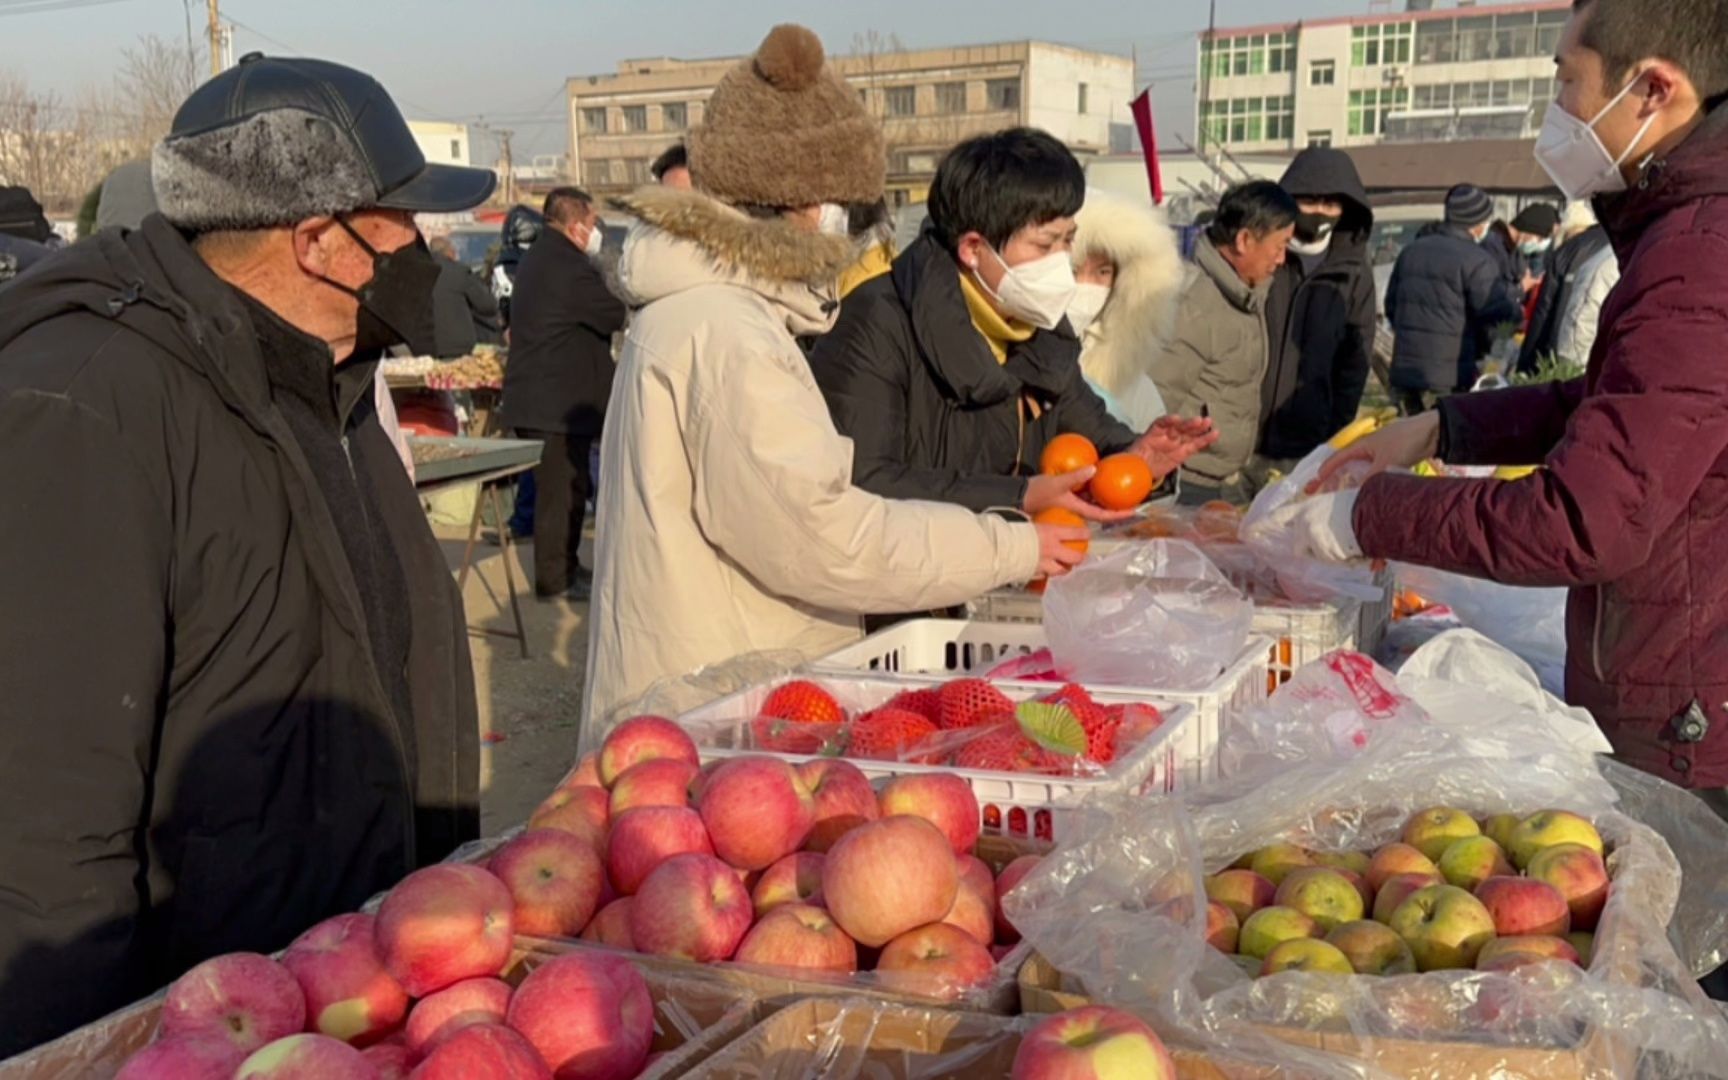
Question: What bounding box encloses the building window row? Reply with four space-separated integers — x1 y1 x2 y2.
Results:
1416 9 1568 65
581 158 654 187
858 77 1022 115
1410 76 1556 112
1201 30 1297 80
578 102 694 136
1348 87 1410 137
1199 94 1296 145
1351 22 1413 68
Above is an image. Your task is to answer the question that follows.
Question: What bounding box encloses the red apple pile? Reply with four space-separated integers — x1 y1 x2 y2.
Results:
116 867 656 1079
1207 807 1610 980
740 678 1165 775
1010 1005 1179 1079
516 716 1047 1000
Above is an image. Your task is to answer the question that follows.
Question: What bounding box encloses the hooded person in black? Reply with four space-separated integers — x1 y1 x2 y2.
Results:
1252 148 1378 479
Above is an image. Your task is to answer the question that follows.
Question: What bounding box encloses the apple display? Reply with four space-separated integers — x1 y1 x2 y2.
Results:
1400 807 1482 862
1009 1006 1177 1080
1205 869 1277 922
1473 876 1571 937
161 952 306 1054
489 829 605 939
734 902 858 973
1525 843 1610 931
605 805 713 896
1387 884 1498 972
1261 938 1355 976
1436 836 1515 892
697 756 817 871
796 758 880 852
233 1034 374 1079
1371 871 1442 925
1205 902 1240 954
822 815 960 948
876 922 996 996
408 1023 551 1080
629 852 754 961
878 774 982 857
608 758 699 815
374 864 515 997
579 898 636 951
505 951 653 1080
527 786 610 856
994 854 1043 944
1325 920 1416 975
281 913 409 1046
115 1037 247 1080
597 715 699 786
404 977 513 1057
1508 811 1605 870
1237 906 1321 961
1246 843 1313 887
751 851 826 917
1273 868 1365 932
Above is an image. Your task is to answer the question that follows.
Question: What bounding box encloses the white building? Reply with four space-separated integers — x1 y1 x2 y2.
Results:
1196 0 1568 153
407 121 473 168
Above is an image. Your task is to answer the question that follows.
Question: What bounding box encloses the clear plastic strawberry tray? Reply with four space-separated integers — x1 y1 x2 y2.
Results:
673 676 1196 843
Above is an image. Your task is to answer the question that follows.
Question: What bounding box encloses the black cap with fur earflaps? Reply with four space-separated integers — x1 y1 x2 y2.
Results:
688 24 886 209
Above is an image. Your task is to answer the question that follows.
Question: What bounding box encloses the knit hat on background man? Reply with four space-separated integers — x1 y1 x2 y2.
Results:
687 24 886 208
1444 183 1494 228
1510 202 1561 236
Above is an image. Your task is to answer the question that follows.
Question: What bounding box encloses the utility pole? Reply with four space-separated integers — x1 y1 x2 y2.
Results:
497 129 516 207
207 0 222 77
1198 0 1217 156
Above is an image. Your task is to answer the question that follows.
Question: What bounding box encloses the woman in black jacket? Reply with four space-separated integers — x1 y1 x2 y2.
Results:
811 129 1212 520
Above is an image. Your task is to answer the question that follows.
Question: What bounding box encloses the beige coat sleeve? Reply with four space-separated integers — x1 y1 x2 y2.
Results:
685 346 1040 613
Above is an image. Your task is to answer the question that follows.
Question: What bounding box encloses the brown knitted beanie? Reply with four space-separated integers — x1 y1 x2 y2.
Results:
688 24 886 208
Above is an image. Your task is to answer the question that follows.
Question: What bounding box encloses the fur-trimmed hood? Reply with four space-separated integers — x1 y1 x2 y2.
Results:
1071 189 1183 429
610 186 854 336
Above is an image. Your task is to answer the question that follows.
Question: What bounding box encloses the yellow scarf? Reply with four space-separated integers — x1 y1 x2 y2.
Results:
959 272 1034 365
838 242 895 300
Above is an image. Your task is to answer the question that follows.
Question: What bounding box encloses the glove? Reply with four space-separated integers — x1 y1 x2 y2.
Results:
1254 491 1364 564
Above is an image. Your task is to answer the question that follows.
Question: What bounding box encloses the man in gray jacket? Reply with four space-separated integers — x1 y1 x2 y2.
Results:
1153 182 1298 505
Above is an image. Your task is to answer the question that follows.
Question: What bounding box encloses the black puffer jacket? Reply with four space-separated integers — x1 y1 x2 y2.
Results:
1385 224 1523 392
0 218 478 1055
1259 149 1377 459
1518 225 1611 372
501 227 627 436
810 232 1137 512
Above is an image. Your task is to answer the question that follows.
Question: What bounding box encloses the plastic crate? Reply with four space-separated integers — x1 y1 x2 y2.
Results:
674 675 1198 843
807 621 1268 770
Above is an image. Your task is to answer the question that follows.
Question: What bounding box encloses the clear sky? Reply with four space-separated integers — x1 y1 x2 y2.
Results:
0 0 1452 160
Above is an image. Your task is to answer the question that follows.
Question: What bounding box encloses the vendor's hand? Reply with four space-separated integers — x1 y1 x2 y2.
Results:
1253 491 1365 564
1314 413 1440 492
1034 522 1090 578
1129 416 1219 478
1024 470 1139 524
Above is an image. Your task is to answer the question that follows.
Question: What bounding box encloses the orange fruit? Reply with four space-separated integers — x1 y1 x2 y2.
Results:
1088 454 1155 511
1040 433 1100 478
1033 507 1089 554
1195 500 1243 542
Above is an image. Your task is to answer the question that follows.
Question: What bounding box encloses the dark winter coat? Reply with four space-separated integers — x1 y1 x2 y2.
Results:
1355 102 1728 790
1517 226 1611 372
1259 148 1378 459
1384 224 1523 392
432 254 503 359
0 217 479 1055
810 232 1137 513
501 227 627 436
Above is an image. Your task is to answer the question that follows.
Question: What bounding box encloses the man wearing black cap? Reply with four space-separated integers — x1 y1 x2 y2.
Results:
0 55 493 1054
1384 183 1524 413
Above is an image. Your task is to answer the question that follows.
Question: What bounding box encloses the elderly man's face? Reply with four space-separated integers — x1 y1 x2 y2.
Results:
315 209 419 292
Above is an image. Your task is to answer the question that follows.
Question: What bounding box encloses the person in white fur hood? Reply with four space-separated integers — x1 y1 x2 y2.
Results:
1066 189 1184 433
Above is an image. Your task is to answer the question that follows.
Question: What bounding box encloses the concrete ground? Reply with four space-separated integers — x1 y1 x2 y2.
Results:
435 523 592 837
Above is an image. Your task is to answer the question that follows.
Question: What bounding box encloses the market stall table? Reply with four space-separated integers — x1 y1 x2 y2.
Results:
410 435 542 659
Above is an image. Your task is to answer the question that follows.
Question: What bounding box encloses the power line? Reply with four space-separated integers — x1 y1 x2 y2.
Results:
0 0 133 16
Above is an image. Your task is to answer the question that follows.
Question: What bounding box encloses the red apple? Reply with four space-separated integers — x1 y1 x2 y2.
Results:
941 855 997 947
876 922 996 997
734 902 858 973
994 854 1042 944
1205 901 1240 953
697 756 816 871
796 758 881 852
608 757 699 815
1372 871 1443 925
557 752 604 792
605 805 713 896
360 1040 415 1080
116 1037 246 1080
630 852 754 961
404 977 513 1056
410 1023 551 1080
1366 843 1440 893
1204 869 1277 923
597 715 699 786
822 815 960 948
878 774 981 856
234 1034 374 1079
528 785 610 856
1010 1005 1176 1079
161 952 306 1054
375 864 516 997
1526 844 1610 931
1325 920 1415 975
751 851 826 917
489 829 605 939
580 898 636 951
281 913 409 1046
1474 876 1572 937
1476 935 1581 971
505 951 654 1080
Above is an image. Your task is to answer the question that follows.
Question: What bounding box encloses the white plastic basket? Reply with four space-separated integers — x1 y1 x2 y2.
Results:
674 675 1198 844
808 621 1268 765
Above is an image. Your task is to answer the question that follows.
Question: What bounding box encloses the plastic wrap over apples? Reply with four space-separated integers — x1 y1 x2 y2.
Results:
1042 541 1252 691
1395 563 1569 695
1007 656 1728 1079
1240 444 1385 604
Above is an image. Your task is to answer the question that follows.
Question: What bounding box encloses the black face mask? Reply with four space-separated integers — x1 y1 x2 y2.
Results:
329 216 443 356
1294 211 1343 245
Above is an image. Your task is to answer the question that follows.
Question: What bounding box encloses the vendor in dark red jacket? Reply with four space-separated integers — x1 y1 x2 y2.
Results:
1263 0 1728 805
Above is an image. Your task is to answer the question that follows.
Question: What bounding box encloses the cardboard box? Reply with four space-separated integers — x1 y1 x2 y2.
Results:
0 940 764 1080
687 995 1285 1080
1018 949 1634 1079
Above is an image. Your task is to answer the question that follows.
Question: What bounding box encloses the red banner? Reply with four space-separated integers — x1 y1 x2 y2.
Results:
1130 89 1164 206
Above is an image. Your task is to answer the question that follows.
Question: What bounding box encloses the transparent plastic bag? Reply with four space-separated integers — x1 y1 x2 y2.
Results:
1043 541 1252 690
1241 445 1384 604
1395 564 1568 695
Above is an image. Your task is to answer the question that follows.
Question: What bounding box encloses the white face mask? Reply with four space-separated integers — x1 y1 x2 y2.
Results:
1065 282 1110 336
580 221 604 257
1288 234 1333 258
977 245 1077 331
817 203 850 238
1519 237 1553 256
1534 72 1659 201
